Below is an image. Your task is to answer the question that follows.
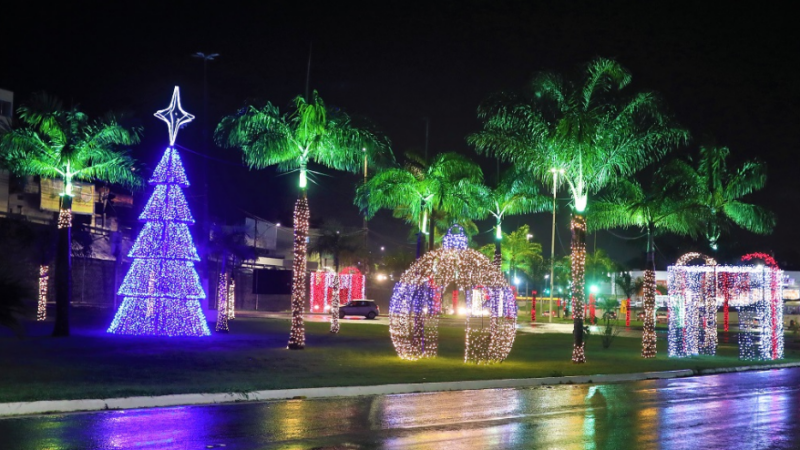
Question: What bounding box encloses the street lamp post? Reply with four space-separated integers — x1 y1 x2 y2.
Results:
362 147 369 253
192 51 218 312
549 168 563 322
526 232 533 315
544 274 549 317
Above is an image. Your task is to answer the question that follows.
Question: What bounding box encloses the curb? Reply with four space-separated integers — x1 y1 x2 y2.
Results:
3 362 800 418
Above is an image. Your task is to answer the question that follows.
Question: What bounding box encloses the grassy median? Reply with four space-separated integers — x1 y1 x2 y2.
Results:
1 307 798 403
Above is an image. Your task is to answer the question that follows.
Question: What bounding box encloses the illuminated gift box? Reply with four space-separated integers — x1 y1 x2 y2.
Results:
309 266 365 312
667 253 783 360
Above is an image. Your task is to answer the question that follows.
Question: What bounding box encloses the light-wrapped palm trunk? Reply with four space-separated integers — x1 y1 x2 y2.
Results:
571 215 586 363
227 276 236 320
288 196 309 349
330 269 340 333
215 270 229 333
641 228 657 358
53 196 72 337
330 251 342 333
37 265 49 321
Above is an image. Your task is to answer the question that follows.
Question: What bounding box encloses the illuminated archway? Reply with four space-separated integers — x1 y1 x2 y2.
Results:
389 225 517 363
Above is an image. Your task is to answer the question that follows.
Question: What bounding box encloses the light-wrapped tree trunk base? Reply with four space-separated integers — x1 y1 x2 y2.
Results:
288 197 309 349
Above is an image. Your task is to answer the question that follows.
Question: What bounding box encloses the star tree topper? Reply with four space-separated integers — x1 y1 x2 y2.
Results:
155 86 195 146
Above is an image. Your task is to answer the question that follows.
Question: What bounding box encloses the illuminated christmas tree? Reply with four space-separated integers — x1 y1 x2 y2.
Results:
108 86 210 336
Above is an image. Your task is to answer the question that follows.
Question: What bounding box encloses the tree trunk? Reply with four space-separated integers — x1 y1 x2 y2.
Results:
111 231 123 310
494 240 502 268
37 265 48 321
415 232 422 259
641 227 657 358
288 195 309 349
330 255 340 333
53 198 73 337
216 253 229 332
428 213 435 251
570 214 586 363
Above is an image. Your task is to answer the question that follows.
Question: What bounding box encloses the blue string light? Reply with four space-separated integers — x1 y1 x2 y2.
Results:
139 184 195 224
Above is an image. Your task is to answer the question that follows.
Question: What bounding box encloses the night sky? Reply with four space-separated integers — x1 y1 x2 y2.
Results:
2 1 798 268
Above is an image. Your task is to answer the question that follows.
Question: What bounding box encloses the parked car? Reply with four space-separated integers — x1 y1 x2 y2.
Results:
339 300 380 319
656 307 669 323
636 309 668 322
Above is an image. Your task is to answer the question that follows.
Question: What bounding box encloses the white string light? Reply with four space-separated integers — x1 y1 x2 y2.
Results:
37 265 48 321
154 86 195 146
571 215 586 363
216 272 229 332
227 278 236 320
288 197 309 349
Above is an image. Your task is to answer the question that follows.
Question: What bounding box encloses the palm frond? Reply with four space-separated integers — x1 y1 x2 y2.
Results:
722 201 776 235
1 94 143 189
724 160 768 200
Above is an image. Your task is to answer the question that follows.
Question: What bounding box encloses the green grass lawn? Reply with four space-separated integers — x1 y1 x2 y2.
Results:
1 308 798 403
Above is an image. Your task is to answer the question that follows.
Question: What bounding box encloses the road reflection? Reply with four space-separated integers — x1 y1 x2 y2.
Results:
2 368 799 449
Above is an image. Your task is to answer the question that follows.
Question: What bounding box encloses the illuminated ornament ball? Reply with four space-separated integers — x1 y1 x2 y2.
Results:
389 225 517 364
107 87 210 337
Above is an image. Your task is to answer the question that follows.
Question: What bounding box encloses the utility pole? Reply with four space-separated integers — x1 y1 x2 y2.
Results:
305 42 313 101
423 117 430 161
362 147 369 263
549 168 563 322
192 51 218 311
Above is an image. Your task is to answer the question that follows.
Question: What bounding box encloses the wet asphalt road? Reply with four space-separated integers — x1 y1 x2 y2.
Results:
2 368 799 450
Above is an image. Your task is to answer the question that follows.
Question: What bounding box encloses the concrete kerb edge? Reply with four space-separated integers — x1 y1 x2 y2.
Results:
3 362 800 417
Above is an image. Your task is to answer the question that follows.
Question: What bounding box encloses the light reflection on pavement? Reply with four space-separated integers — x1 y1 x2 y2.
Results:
2 368 799 449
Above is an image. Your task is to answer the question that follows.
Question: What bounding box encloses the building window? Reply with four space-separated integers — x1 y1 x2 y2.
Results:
0 100 12 118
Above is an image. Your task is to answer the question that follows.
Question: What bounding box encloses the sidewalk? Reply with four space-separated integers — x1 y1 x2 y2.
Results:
2 362 799 418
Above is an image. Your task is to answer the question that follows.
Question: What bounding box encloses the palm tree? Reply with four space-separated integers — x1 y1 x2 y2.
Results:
379 248 416 278
584 249 617 289
0 92 142 336
676 145 775 251
479 224 543 283
614 271 639 325
598 297 620 319
216 90 390 349
475 166 549 265
309 221 364 333
589 165 703 356
355 151 484 258
469 57 688 362
428 211 479 247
